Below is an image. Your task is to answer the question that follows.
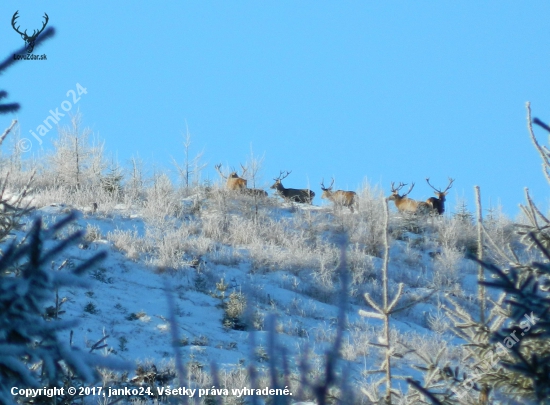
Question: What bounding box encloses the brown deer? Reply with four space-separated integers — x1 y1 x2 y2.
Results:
388 182 430 214
215 164 248 190
270 171 315 204
214 164 267 196
320 178 356 212
243 188 268 197
425 178 454 215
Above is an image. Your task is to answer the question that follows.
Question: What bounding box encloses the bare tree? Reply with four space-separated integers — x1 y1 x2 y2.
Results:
171 124 206 193
126 154 146 203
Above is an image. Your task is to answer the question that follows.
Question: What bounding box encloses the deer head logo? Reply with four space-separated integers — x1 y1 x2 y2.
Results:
12 11 49 54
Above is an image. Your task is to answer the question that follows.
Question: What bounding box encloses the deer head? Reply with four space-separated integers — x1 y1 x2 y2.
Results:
425 178 454 215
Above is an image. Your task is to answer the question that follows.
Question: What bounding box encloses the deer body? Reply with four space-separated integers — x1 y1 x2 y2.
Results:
226 172 247 190
215 164 248 191
271 181 315 203
320 178 356 212
244 188 268 197
426 196 442 214
388 182 430 214
271 171 314 204
389 195 430 213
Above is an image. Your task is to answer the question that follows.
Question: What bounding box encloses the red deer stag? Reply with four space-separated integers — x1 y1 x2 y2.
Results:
214 164 267 196
320 178 357 212
388 182 430 214
425 178 454 215
215 164 248 190
270 171 315 204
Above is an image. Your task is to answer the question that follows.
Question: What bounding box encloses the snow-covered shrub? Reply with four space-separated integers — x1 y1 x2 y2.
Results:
351 181 386 256
142 172 182 222
223 291 247 330
432 245 462 290
434 207 477 255
84 223 102 242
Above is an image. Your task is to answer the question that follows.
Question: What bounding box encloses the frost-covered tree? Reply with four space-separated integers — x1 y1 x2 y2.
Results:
124 155 146 205
0 213 128 405
171 126 206 192
408 104 550 405
100 157 124 197
49 113 106 190
0 122 34 246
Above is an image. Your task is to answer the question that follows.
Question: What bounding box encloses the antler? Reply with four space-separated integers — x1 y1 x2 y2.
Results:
443 178 455 193
274 170 291 181
214 164 227 179
390 181 407 193
425 178 439 192
36 13 49 37
402 182 415 197
11 11 49 39
426 177 454 194
320 178 334 191
11 11 25 37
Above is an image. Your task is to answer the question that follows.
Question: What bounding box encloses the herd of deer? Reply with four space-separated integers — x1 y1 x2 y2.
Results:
214 164 454 216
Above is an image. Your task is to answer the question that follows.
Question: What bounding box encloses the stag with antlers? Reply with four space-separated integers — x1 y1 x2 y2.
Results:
12 11 49 54
215 164 248 191
270 171 315 204
425 178 454 215
214 163 267 196
320 178 356 212
388 182 430 214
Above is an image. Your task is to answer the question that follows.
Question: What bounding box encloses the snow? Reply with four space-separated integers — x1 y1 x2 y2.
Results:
4 195 489 402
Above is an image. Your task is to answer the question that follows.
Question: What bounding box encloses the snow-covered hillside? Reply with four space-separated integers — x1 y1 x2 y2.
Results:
2 116 546 404
4 184 518 404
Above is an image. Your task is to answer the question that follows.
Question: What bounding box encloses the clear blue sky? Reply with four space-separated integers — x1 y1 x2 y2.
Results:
2 1 550 217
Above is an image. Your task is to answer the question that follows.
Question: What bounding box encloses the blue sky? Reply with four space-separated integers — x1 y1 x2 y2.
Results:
2 1 550 217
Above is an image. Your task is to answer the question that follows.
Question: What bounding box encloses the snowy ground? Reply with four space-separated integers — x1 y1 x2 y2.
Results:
7 192 490 403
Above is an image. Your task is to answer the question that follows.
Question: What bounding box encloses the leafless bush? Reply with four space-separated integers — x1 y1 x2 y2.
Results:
31 183 121 214
142 173 183 222
434 204 477 255
107 228 145 261
351 180 386 256
432 245 462 290
85 223 102 242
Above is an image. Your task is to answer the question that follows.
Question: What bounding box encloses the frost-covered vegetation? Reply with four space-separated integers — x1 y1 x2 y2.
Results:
1 109 549 405
2 35 550 405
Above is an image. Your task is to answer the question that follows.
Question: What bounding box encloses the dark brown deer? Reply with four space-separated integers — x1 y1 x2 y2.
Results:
425 178 454 215
320 178 356 212
243 188 268 197
388 182 430 214
270 171 315 204
215 164 248 191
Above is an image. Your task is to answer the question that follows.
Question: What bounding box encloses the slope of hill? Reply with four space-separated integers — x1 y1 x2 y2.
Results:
3 183 516 404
